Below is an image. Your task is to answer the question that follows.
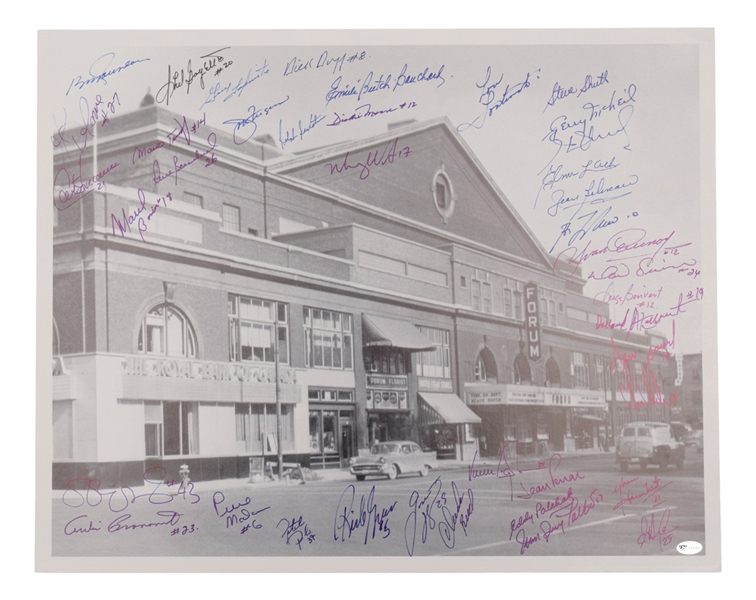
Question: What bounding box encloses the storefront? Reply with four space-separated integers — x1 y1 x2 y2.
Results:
361 314 435 444
417 391 480 461
307 388 356 469
465 383 607 456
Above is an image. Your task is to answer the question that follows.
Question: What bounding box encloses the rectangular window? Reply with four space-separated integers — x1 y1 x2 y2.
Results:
222 203 241 231
596 356 611 391
235 403 293 453
481 281 492 313
471 279 481 311
304 308 353 370
540 289 558 327
145 401 198 457
504 278 524 321
571 352 590 389
415 326 451 379
364 346 407 375
228 295 289 364
308 388 355 402
184 192 203 206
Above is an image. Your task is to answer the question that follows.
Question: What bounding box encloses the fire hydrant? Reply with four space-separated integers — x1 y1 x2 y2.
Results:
179 464 191 493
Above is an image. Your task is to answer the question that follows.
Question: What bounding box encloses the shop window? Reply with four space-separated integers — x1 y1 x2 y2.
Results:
235 403 294 453
415 326 451 379
145 401 199 457
308 388 355 402
138 305 198 358
366 390 408 410
303 308 353 370
222 203 241 231
504 278 524 321
571 352 590 389
229 295 288 364
364 346 407 375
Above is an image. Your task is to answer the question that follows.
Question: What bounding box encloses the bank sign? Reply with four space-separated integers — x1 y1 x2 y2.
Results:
525 282 541 359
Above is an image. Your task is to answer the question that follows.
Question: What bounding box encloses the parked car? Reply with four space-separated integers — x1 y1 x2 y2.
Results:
684 429 704 453
348 441 438 481
616 421 685 471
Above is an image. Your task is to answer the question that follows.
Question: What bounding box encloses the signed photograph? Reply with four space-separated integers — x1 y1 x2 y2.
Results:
37 28 719 572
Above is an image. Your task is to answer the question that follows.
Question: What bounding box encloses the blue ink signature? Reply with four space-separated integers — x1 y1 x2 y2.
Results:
212 491 270 531
61 468 200 516
535 156 620 209
66 53 150 96
199 61 270 109
543 70 610 112
155 47 232 106
333 484 397 544
404 476 474 556
457 67 539 132
223 97 290 145
325 64 445 106
279 113 326 149
541 85 637 171
284 50 367 76
277 516 316 549
327 101 418 127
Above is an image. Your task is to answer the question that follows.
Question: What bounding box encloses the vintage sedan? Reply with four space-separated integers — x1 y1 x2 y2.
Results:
348 441 438 481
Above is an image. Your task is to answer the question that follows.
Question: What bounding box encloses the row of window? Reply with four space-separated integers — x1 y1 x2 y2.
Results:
138 297 453 379
467 274 564 327
135 299 646 394
143 401 298 458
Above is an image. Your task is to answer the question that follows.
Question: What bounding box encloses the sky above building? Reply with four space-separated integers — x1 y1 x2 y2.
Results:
45 31 705 353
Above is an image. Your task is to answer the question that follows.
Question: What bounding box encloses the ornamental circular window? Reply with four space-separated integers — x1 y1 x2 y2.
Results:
432 168 455 223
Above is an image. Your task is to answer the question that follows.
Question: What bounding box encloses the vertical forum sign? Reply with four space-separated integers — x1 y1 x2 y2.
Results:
525 283 541 360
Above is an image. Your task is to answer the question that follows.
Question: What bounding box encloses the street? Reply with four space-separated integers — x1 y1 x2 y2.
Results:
52 451 706 557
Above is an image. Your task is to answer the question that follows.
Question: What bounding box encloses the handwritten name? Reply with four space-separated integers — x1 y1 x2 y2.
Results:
156 47 232 106
458 67 539 132
66 53 149 96
199 61 270 109
327 101 418 127
223 98 290 146
333 484 397 544
326 137 411 180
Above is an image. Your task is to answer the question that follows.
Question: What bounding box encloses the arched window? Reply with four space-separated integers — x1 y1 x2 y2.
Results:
474 348 498 383
138 305 198 358
474 356 486 382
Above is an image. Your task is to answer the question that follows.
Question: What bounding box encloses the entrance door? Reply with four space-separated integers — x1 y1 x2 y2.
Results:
340 417 355 465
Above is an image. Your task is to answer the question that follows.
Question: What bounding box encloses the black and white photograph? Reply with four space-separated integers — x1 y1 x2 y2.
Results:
36 27 719 571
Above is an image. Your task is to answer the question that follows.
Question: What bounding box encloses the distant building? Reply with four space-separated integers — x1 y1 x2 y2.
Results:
665 353 703 426
51 100 668 488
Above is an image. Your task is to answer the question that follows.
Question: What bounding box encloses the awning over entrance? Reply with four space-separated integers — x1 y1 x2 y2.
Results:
419 392 482 425
362 314 436 351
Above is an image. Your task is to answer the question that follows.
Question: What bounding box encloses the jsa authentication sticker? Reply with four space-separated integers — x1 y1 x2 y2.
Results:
676 541 703 555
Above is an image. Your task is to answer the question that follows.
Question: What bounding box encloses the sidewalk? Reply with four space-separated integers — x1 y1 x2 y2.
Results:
52 449 616 497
